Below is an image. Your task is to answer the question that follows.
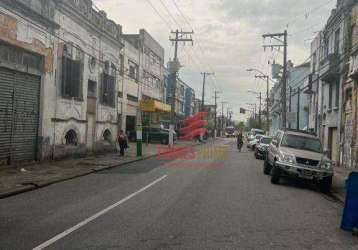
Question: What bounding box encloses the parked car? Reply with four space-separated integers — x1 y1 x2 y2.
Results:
250 128 265 136
254 136 272 159
247 132 255 142
128 127 177 145
248 134 263 150
264 129 334 193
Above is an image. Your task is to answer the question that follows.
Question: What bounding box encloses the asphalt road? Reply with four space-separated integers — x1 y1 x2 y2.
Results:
1 138 357 250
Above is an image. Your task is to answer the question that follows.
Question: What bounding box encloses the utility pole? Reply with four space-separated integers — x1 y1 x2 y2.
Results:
168 29 194 146
213 90 221 138
201 72 214 111
254 103 257 121
263 30 288 129
258 92 262 129
297 87 300 130
249 69 271 133
221 101 227 136
289 86 292 129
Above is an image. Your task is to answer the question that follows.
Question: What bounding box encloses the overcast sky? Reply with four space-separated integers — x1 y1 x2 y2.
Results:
94 0 336 121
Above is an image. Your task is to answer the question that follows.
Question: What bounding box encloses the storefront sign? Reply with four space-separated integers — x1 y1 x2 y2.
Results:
140 100 171 113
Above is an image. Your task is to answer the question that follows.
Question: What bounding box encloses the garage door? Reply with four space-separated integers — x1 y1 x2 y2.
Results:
0 67 40 164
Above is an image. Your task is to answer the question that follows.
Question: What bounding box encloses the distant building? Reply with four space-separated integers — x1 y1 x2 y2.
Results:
185 87 195 117
287 61 311 131
122 29 166 131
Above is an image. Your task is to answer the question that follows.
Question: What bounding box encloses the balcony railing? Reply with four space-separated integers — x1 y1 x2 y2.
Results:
320 53 340 83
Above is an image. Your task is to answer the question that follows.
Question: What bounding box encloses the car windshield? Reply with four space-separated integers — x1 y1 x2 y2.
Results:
261 138 272 144
281 134 322 153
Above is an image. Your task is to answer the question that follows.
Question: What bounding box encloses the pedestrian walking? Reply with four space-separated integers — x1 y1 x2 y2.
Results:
237 129 243 152
117 130 127 156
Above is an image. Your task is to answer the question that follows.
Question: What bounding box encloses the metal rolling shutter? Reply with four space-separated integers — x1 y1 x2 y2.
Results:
0 68 14 164
0 67 40 164
12 71 40 162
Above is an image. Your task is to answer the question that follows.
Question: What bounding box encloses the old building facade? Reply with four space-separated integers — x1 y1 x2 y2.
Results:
0 0 59 164
52 0 124 158
342 1 358 169
0 0 170 165
306 0 358 167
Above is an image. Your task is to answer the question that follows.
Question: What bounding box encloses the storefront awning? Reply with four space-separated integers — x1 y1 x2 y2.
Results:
140 100 171 113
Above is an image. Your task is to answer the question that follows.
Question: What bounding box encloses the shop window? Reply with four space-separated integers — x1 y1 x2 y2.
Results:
65 129 78 146
0 43 43 71
101 73 116 107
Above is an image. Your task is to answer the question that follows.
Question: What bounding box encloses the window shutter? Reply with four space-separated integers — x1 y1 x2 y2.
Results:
72 60 81 98
61 56 67 97
65 57 73 97
102 73 108 104
110 76 115 107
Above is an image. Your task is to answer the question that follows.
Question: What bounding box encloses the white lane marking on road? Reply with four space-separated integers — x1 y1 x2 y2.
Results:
32 175 168 250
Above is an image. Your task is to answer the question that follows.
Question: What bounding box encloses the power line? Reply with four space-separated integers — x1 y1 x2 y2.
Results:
144 0 173 29
170 0 222 91
285 0 335 29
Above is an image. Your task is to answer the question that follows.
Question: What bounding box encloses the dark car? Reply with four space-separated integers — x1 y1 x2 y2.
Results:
128 127 176 145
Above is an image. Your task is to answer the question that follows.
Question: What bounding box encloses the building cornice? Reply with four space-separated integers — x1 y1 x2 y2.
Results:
57 0 124 49
1 0 60 30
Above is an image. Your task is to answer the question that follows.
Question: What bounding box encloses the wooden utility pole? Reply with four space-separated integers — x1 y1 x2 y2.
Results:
201 72 214 111
263 30 288 128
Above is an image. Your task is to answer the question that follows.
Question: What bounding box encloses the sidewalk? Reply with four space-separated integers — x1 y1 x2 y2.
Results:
0 141 200 199
331 167 357 203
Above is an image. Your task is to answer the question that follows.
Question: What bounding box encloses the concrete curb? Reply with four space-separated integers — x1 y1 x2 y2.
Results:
0 142 204 199
330 191 345 204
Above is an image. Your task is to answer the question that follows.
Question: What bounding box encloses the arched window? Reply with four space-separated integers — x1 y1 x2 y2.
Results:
65 129 78 145
103 129 112 143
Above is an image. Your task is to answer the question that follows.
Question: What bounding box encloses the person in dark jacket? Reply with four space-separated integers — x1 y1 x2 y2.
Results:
237 130 243 151
117 130 127 156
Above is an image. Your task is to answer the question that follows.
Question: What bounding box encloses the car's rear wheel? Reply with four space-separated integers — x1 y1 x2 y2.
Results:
271 164 281 184
263 159 271 175
319 176 332 193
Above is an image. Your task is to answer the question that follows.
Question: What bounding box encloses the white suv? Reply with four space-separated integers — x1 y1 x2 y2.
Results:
264 129 334 193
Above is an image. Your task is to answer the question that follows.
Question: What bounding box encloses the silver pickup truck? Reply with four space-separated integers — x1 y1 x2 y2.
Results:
264 129 334 193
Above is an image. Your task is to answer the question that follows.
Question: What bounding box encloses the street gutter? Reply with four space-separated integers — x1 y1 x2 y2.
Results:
0 141 205 199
